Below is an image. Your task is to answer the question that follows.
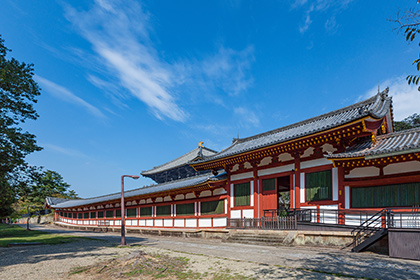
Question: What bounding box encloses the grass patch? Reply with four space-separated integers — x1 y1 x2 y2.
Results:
0 224 83 247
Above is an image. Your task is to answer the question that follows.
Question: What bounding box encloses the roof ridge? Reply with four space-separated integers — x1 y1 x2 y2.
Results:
236 91 383 144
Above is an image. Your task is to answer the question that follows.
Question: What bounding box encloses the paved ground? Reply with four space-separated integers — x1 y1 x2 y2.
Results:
1 223 419 279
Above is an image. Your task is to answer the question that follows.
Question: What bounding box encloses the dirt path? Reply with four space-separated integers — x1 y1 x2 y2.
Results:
1 224 419 279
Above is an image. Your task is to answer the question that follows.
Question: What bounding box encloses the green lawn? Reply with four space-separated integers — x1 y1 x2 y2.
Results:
0 223 82 247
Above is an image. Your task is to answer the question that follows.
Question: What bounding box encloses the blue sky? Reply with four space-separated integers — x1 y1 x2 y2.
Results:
2 0 420 198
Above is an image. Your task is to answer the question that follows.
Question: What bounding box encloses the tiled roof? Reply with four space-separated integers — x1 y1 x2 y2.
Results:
194 89 392 164
142 146 217 175
47 172 225 209
326 127 420 159
45 197 69 207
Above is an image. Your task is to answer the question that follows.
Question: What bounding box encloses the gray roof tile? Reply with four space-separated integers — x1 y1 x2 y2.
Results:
48 173 223 209
142 146 217 175
326 127 420 159
194 89 392 164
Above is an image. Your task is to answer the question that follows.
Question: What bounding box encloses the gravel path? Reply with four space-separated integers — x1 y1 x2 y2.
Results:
1 224 419 280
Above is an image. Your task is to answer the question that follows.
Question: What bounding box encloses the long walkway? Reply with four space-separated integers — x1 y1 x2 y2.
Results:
12 224 420 279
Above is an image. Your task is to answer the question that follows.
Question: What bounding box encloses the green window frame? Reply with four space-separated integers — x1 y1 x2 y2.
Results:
351 182 420 208
176 203 195 216
90 212 96 219
201 200 225 215
262 178 276 192
77 213 82 219
105 210 114 218
127 208 137 217
115 210 121 218
97 211 104 218
72 213 77 219
83 212 89 219
234 182 250 206
140 207 152 217
156 205 171 217
306 170 332 201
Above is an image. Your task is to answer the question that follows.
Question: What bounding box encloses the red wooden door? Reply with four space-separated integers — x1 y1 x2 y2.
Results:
261 178 277 217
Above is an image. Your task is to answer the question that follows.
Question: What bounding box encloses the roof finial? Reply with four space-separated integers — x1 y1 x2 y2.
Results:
198 141 204 148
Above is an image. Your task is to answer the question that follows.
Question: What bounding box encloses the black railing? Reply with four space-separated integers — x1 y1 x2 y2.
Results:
351 209 393 248
227 216 297 230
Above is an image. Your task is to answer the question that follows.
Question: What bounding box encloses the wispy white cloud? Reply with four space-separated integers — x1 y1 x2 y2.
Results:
292 0 354 34
36 75 106 118
64 0 186 122
363 76 420 121
234 107 260 127
63 0 254 122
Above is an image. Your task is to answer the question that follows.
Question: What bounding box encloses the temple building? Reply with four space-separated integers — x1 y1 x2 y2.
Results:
46 88 420 229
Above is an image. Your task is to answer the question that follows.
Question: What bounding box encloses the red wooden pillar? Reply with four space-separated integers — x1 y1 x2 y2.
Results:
337 166 345 225
226 168 231 219
253 165 260 218
294 154 301 209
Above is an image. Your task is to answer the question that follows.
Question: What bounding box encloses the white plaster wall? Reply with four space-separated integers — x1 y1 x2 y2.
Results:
146 219 153 226
230 184 234 207
383 161 420 175
213 217 227 227
115 220 121 226
292 174 295 208
319 205 338 224
258 157 272 167
199 218 212 227
345 214 362 226
175 194 184 200
332 168 338 201
278 153 293 162
164 196 172 202
164 219 173 227
131 220 138 226
230 210 241 218
186 219 197 227
243 209 254 218
231 164 240 172
258 164 294 177
185 193 196 199
231 171 253 181
200 190 212 197
345 186 350 209
225 199 228 214
155 197 163 202
244 162 253 169
321 143 337 153
139 220 146 226
346 166 379 178
155 219 163 227
301 147 315 158
126 220 132 226
301 158 331 169
146 198 153 204
250 181 254 207
300 173 305 203
213 187 227 195
174 219 184 227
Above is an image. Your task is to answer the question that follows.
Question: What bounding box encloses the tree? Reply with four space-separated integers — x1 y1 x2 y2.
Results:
14 169 79 215
0 35 42 217
394 113 420 131
392 2 420 90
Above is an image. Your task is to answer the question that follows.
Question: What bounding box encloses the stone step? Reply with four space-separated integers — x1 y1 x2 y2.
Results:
226 235 285 242
223 239 284 246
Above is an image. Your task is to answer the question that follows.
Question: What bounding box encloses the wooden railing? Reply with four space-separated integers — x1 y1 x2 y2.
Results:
227 216 297 230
